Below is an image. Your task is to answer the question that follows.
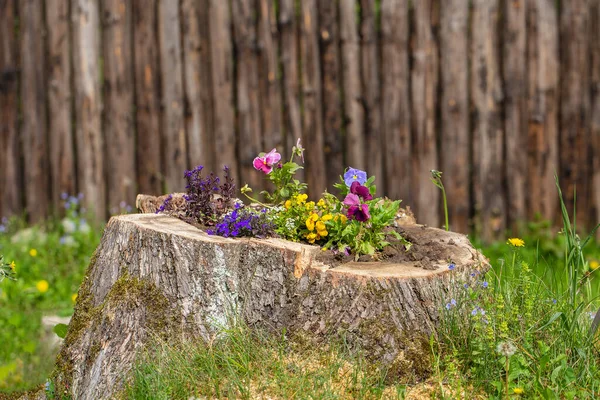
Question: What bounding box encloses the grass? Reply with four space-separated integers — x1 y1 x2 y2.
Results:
1 187 599 398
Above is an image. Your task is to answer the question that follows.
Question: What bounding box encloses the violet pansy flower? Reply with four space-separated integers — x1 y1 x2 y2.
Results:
350 181 372 201
343 167 367 187
253 148 281 174
343 193 371 222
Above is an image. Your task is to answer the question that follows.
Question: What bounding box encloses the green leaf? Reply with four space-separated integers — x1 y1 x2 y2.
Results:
53 323 69 339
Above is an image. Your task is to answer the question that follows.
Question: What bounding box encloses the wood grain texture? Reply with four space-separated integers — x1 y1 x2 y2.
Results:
257 0 283 152
0 0 22 218
133 0 162 195
526 0 559 222
182 0 214 172
46 0 76 211
360 0 383 196
471 0 505 242
410 0 439 227
503 0 527 230
300 0 326 197
440 0 470 233
559 0 592 229
209 0 238 182
102 0 136 212
72 0 105 218
318 0 344 190
159 0 187 192
232 0 263 192
381 0 411 203
21 0 50 222
340 0 365 171
54 213 489 398
591 0 600 232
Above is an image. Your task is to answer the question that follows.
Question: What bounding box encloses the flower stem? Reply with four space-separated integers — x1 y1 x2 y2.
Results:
441 183 449 231
242 193 271 209
505 357 510 400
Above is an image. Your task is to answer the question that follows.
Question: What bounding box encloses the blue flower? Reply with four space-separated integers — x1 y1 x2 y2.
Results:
482 281 489 288
448 263 456 270
463 283 469 289
471 308 478 316
445 298 457 309
343 167 367 187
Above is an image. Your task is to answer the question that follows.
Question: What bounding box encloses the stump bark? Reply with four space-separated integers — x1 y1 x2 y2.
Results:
53 213 488 399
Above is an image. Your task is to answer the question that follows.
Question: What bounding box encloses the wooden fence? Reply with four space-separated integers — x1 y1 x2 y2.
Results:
0 0 599 241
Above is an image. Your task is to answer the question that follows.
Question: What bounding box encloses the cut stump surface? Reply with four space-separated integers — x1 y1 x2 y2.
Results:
54 213 488 399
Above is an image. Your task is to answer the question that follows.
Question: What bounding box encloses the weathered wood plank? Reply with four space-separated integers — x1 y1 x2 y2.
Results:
318 0 343 190
233 0 264 192
526 0 559 222
278 0 302 160
559 0 592 229
20 0 50 222
381 0 411 203
300 0 326 197
73 0 105 218
360 0 383 194
503 0 527 230
182 0 214 171
46 0 76 211
0 0 22 218
133 0 162 196
410 0 439 227
439 0 470 233
257 0 283 152
591 0 600 232
471 0 505 242
158 0 187 192
340 0 365 172
102 0 136 213
209 0 238 181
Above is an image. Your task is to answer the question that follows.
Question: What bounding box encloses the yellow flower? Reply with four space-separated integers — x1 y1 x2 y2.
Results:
317 199 326 208
306 217 315 231
305 201 315 210
317 229 328 237
9 261 15 271
507 238 525 247
513 387 524 395
71 293 78 303
590 260 599 270
36 280 49 293
306 233 318 243
29 248 38 257
285 200 292 209
296 194 308 204
340 214 348 224
321 214 333 221
316 221 326 232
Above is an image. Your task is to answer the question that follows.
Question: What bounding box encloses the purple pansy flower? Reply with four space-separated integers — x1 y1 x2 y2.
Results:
343 167 367 187
350 181 373 201
343 193 371 222
253 148 281 174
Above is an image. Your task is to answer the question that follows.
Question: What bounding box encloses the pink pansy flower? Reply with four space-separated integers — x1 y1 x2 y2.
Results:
343 193 371 222
253 148 281 174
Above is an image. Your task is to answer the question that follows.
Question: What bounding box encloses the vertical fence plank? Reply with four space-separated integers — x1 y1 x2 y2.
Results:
360 0 383 193
560 0 592 229
72 0 105 218
0 0 22 218
182 0 214 172
102 0 135 212
591 0 600 231
232 0 263 191
158 0 186 192
526 0 559 222
300 0 327 197
209 0 237 180
257 0 283 152
318 0 344 189
20 0 49 222
278 0 302 160
503 0 527 230
440 0 470 233
410 0 439 227
133 0 162 195
46 0 75 209
471 0 505 242
340 0 364 172
381 0 411 202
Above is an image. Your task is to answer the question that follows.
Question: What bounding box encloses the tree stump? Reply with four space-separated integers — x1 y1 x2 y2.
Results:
53 210 488 399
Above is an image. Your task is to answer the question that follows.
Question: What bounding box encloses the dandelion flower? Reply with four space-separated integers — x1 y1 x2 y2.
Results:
71 293 78 303
507 238 525 247
590 260 599 270
513 387 524 395
29 248 38 257
9 261 15 271
36 280 49 293
496 341 517 357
